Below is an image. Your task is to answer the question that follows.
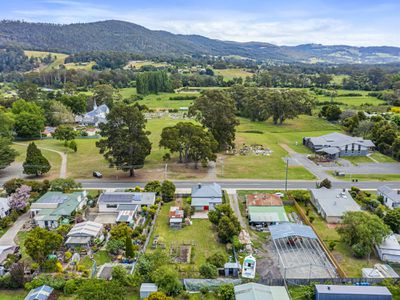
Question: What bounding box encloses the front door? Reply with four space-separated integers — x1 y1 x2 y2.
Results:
203 206 209 211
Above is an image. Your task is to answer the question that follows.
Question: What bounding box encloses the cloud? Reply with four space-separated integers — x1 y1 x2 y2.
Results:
7 0 400 46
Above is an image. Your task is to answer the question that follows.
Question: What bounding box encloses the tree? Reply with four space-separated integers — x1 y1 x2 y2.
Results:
17 81 38 101
23 142 51 176
11 100 45 138
50 178 81 192
106 239 124 255
24 227 63 265
96 104 152 177
93 84 120 108
199 263 218 278
0 110 14 139
217 215 240 243
0 137 18 170
337 211 390 259
355 120 374 138
146 292 173 300
159 122 218 167
318 178 332 189
9 185 31 211
161 180 176 202
144 181 162 195
136 71 171 95
216 284 234 300
111 265 128 284
53 125 77 146
383 208 400 233
189 90 239 151
125 235 135 258
69 140 77 152
206 252 227 268
47 101 74 126
110 223 133 241
76 279 127 300
58 94 87 114
321 105 342 121
152 265 183 296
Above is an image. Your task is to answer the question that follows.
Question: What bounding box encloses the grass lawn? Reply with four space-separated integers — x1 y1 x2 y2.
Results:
0 290 28 300
220 115 340 179
119 87 137 99
12 143 62 179
213 68 253 81
80 250 112 269
148 202 227 277
343 155 374 165
137 92 198 109
316 89 384 107
16 231 30 260
298 202 380 277
64 61 96 70
331 173 400 182
370 152 396 163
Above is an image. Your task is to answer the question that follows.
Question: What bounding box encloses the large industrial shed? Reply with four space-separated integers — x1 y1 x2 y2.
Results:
269 223 337 279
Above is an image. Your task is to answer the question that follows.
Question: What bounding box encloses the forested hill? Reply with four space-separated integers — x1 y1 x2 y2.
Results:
1 20 400 64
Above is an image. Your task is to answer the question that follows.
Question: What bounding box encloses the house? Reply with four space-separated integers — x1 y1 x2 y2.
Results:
84 127 99 137
234 283 290 300
98 192 155 213
362 264 399 279
140 283 157 299
65 221 104 248
42 126 56 138
315 285 392 300
303 132 375 159
0 197 10 218
25 285 56 300
75 101 109 127
376 234 400 263
309 188 361 223
191 183 222 212
246 193 288 226
169 206 184 228
30 191 88 229
378 185 400 209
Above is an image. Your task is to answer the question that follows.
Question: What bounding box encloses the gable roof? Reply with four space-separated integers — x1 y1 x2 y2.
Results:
67 221 103 237
25 285 54 300
306 132 375 148
310 188 361 218
191 183 222 198
234 283 290 300
98 192 156 206
378 185 400 203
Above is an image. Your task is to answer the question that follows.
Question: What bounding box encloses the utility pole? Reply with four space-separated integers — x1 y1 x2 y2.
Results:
285 158 289 192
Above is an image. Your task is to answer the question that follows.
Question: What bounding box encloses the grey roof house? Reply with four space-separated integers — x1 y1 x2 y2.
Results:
65 221 104 248
98 192 155 212
25 285 55 300
315 285 392 300
376 234 400 263
310 188 361 223
303 132 375 159
378 185 400 209
191 183 222 211
234 283 290 300
75 101 109 127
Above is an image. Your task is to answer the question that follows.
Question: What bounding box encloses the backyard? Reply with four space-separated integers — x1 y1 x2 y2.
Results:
147 201 227 277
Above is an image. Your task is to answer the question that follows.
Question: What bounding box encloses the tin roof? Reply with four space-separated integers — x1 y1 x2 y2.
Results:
269 223 317 240
315 285 392 296
234 283 290 300
246 194 283 206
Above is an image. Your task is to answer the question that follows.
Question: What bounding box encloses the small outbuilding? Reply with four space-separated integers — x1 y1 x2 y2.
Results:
378 185 400 209
25 285 56 300
169 206 184 228
65 221 103 248
315 284 392 300
224 261 241 277
376 234 400 263
234 283 290 300
140 283 158 299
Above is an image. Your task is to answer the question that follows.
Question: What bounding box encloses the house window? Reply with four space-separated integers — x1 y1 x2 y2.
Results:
106 204 117 208
345 145 348 152
351 144 354 153
358 145 361 152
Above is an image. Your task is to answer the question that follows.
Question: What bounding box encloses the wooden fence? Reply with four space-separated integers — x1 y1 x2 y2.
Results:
293 200 347 278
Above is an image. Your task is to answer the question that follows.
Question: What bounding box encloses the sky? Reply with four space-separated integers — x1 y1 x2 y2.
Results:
1 0 400 46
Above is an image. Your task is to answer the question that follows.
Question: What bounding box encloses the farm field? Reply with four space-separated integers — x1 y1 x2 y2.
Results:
125 60 170 69
64 61 96 70
24 50 68 72
147 202 227 277
213 68 253 80
136 92 198 110
315 89 385 106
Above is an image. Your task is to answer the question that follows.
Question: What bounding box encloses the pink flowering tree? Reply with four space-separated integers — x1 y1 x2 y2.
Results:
9 185 31 211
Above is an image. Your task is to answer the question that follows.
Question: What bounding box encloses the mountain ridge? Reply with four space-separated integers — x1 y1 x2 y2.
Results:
1 19 400 64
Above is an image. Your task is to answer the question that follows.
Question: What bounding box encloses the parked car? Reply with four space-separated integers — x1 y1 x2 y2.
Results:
93 171 103 178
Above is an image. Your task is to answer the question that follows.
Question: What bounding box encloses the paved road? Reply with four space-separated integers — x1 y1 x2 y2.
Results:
76 179 399 190
14 143 67 178
0 212 29 246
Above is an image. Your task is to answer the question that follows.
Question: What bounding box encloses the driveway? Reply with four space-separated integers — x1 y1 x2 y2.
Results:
0 212 29 246
226 189 247 229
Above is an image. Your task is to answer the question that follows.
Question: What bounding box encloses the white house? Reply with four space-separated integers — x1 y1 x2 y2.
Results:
309 188 361 223
0 198 11 218
75 101 109 127
378 185 400 209
376 234 400 263
65 221 104 248
191 183 222 212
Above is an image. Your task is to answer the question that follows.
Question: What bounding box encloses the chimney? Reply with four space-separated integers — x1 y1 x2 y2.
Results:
198 183 202 189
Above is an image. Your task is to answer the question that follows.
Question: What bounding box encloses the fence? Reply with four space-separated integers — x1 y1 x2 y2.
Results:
293 200 347 278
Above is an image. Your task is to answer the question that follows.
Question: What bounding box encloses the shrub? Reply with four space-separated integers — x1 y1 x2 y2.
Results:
199 263 218 279
25 274 67 291
206 252 227 268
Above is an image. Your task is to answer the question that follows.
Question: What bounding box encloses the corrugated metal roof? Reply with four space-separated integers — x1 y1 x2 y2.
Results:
67 221 103 237
234 283 290 300
140 283 157 292
315 285 392 296
99 192 155 206
191 183 222 198
378 185 400 203
65 236 91 245
248 206 288 223
269 223 317 240
25 285 54 300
